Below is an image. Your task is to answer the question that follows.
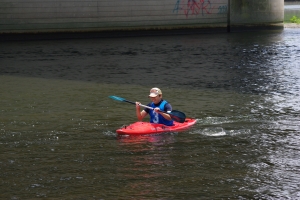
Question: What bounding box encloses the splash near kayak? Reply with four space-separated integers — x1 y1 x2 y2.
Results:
116 118 197 135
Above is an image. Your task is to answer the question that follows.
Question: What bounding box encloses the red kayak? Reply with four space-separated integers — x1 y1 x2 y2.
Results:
116 118 197 135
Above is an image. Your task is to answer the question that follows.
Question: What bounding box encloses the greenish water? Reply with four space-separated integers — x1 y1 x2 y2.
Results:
1 28 300 199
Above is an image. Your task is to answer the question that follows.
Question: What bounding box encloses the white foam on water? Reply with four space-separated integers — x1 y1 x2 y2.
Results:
190 127 251 137
188 127 226 136
103 130 116 136
201 127 227 137
227 129 251 136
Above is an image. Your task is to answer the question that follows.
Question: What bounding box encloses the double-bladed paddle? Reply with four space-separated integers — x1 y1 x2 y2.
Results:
109 95 186 123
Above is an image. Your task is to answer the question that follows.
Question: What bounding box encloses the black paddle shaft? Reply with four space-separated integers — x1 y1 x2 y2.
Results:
131 100 186 123
109 95 186 123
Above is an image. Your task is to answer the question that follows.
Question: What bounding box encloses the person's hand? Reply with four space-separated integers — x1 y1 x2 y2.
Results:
154 107 161 113
136 102 141 108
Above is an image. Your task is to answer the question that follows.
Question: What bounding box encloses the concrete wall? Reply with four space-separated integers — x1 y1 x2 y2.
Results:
0 0 283 34
230 0 284 27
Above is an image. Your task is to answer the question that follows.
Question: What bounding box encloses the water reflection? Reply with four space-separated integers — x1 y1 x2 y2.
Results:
117 133 176 145
115 133 176 199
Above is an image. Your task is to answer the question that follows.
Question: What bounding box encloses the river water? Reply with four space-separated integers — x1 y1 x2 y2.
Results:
1 27 300 199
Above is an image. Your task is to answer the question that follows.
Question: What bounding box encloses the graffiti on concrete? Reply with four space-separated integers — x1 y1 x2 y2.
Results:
218 5 227 14
173 0 213 17
173 0 227 18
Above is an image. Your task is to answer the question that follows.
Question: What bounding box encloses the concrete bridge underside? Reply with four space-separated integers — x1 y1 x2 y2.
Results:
0 0 283 36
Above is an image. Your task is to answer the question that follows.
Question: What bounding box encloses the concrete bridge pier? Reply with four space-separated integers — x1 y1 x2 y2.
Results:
230 0 283 31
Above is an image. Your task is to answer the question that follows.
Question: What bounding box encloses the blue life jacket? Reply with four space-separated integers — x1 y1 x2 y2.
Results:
149 100 174 126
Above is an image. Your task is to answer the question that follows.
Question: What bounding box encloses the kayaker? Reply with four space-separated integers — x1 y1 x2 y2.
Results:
135 87 174 126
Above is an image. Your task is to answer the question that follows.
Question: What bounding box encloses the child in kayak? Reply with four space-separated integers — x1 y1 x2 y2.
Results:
135 87 174 126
